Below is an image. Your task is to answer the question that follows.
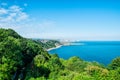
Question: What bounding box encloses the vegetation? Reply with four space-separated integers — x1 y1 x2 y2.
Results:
0 28 120 80
34 39 62 50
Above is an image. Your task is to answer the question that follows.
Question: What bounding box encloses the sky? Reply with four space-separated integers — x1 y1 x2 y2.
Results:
0 0 120 40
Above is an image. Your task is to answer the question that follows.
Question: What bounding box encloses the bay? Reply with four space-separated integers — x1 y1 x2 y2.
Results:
49 41 120 65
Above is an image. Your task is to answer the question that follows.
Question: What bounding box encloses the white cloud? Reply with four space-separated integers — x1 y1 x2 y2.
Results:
16 12 28 22
0 8 8 14
0 5 28 23
0 4 29 30
9 5 22 12
0 3 56 38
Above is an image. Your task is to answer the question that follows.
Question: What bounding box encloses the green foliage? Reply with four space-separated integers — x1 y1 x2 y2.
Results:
0 28 50 80
0 28 120 80
35 39 62 50
108 68 120 80
63 56 87 72
45 54 64 72
109 57 120 70
29 77 46 80
0 28 21 42
0 35 23 79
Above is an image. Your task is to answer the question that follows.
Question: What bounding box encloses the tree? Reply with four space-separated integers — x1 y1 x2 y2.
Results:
109 57 120 70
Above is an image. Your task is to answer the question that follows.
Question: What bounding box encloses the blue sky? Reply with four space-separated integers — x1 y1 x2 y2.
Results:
0 0 120 40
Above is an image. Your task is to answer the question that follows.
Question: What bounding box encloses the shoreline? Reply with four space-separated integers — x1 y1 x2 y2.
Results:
47 42 71 51
46 42 85 51
47 45 62 51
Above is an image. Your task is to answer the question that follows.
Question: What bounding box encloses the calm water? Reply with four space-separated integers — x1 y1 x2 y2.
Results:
49 41 120 65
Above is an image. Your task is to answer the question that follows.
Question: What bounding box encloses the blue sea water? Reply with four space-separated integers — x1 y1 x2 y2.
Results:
49 41 120 65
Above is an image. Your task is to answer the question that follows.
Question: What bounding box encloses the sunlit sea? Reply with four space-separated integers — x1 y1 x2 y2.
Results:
49 41 120 65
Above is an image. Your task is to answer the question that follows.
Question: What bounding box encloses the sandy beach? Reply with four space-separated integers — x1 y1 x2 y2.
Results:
47 45 62 51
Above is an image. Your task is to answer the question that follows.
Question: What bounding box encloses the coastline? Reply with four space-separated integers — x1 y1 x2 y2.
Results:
46 42 73 51
47 43 71 51
47 45 62 51
46 42 85 51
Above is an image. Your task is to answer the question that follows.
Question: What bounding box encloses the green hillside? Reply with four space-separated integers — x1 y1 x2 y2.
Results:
0 28 120 80
34 39 62 50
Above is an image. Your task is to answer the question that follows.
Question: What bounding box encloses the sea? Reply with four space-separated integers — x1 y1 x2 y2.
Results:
49 41 120 65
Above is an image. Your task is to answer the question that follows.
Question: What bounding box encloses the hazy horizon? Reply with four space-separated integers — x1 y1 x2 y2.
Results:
0 0 120 40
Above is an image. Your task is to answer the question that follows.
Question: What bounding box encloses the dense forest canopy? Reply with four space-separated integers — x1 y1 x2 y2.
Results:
0 28 120 80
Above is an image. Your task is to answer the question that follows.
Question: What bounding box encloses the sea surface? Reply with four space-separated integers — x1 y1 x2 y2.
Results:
49 41 120 65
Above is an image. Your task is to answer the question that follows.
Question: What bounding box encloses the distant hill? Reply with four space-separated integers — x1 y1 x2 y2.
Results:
33 39 62 50
0 28 120 80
